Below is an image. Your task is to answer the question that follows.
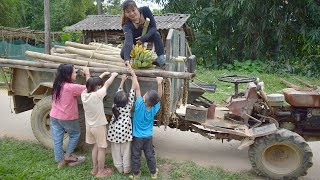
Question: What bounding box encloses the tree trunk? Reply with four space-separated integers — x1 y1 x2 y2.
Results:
97 0 102 15
44 0 51 54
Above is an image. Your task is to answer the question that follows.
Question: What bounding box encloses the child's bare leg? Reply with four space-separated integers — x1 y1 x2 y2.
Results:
97 147 106 174
92 144 98 172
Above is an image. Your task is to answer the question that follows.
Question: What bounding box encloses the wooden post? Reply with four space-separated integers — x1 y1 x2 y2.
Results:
104 31 108 44
44 0 51 54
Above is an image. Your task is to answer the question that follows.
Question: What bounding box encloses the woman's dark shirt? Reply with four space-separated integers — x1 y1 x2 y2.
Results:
122 6 157 61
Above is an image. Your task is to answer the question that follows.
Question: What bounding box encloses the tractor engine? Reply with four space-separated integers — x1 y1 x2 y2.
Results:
267 93 320 137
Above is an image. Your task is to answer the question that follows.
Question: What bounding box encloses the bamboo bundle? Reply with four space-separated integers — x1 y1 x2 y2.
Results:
90 42 157 59
52 53 125 67
64 47 123 62
25 51 125 69
55 45 120 56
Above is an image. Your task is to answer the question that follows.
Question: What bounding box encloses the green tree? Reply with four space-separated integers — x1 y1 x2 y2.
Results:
148 0 320 76
51 0 96 31
105 0 122 15
0 0 96 31
0 0 26 27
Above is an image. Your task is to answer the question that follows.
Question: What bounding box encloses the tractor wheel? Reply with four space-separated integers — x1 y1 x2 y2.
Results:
248 129 313 179
31 96 86 150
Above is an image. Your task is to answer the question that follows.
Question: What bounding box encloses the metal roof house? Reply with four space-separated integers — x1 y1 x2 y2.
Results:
64 13 191 45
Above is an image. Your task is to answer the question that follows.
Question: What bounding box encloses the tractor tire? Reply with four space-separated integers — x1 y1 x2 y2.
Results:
248 129 313 179
31 96 87 150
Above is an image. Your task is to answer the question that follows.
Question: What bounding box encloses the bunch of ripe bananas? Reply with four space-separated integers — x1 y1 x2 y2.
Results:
130 44 153 69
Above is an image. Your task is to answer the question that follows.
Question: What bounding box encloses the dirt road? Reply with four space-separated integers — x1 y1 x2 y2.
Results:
0 90 318 179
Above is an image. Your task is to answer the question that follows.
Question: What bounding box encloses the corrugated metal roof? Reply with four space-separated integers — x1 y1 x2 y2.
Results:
64 13 190 31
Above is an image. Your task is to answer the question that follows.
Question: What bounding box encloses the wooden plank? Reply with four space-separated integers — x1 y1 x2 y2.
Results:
27 70 37 87
172 31 179 57
179 31 186 56
166 29 174 65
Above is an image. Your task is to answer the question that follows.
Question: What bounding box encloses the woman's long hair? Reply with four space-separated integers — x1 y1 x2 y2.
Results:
112 91 129 122
86 77 103 93
52 64 74 101
121 0 138 26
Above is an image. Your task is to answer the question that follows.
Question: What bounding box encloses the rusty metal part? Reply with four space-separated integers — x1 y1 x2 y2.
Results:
256 114 279 128
283 88 320 107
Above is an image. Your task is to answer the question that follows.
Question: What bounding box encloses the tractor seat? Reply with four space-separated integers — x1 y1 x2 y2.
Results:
283 88 320 107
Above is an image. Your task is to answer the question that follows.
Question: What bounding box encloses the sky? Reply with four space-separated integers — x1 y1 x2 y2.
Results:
101 0 162 11
134 0 162 10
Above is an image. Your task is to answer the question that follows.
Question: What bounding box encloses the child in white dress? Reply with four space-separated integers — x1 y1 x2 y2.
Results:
107 71 139 175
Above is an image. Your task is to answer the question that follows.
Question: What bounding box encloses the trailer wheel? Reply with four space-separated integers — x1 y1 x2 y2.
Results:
248 129 313 179
31 96 62 149
31 96 87 150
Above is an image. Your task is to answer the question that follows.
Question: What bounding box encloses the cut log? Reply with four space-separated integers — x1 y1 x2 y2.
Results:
281 79 301 89
25 51 125 69
64 47 123 62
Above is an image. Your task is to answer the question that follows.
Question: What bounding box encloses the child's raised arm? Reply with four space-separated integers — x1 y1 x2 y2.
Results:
130 69 141 97
120 74 128 89
99 72 110 79
156 77 163 99
82 67 91 81
104 72 118 89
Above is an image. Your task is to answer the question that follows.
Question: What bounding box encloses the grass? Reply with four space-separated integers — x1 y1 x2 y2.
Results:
0 138 254 180
194 67 320 106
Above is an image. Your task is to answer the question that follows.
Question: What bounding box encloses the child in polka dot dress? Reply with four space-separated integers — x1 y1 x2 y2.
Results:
107 71 139 175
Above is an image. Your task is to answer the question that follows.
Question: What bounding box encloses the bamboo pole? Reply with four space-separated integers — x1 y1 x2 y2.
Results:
0 58 60 69
65 41 110 51
52 53 125 67
89 42 121 52
55 45 120 55
51 47 67 54
0 58 195 79
88 50 120 55
294 77 313 88
25 51 125 69
64 46 123 62
281 79 300 89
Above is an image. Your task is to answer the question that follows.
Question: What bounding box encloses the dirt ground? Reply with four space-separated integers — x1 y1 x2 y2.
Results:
0 89 318 180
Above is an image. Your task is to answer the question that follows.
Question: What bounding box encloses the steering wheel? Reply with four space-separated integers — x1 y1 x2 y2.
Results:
218 75 256 97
